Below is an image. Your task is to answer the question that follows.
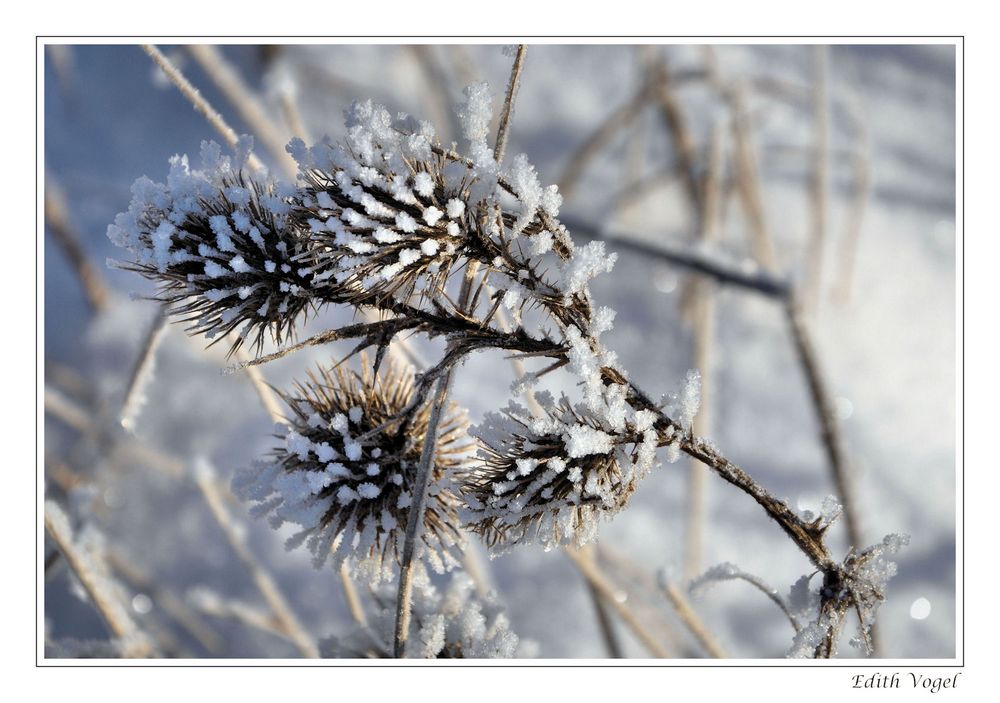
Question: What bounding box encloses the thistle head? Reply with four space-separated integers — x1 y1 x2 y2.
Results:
232 360 472 581
460 391 659 553
107 139 317 355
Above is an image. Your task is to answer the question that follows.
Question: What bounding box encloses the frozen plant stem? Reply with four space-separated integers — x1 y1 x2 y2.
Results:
660 577 726 658
784 297 862 550
493 44 527 164
575 545 624 658
804 45 829 313
194 463 319 658
683 124 722 579
392 371 454 657
394 46 527 657
141 44 265 174
45 177 109 313
186 44 300 178
120 308 168 432
565 547 671 658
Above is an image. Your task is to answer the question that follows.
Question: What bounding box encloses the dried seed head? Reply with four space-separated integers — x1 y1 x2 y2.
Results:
460 391 659 553
320 571 528 658
231 361 472 581
107 139 316 355
286 99 567 312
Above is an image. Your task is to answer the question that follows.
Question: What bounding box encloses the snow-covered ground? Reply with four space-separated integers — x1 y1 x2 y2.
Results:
43 43 956 658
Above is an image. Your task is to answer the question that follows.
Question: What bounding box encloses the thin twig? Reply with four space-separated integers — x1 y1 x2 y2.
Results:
394 46 530 656
565 547 671 658
659 575 727 658
683 124 723 580
561 215 791 299
804 45 830 313
193 460 319 658
408 45 461 146
493 44 527 165
186 44 300 178
106 551 225 654
44 501 155 657
784 297 862 550
232 341 285 425
120 308 169 432
558 88 649 200
186 587 289 640
650 62 701 212
726 83 778 271
392 371 453 658
835 147 871 304
688 562 800 634
45 177 110 313
576 545 624 658
141 44 265 174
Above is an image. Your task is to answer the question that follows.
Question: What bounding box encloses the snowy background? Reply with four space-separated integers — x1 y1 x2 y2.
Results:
43 43 956 659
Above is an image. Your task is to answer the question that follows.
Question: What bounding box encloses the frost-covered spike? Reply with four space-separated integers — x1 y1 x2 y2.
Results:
234 361 470 580
107 141 314 356
460 394 656 552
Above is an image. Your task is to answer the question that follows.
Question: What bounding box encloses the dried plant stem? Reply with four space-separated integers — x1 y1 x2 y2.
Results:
45 177 110 313
141 44 265 174
651 65 701 211
804 45 830 313
340 562 368 627
576 544 624 658
558 88 649 200
187 589 288 639
119 308 168 432
392 371 453 658
565 547 671 658
784 298 862 550
659 577 727 658
691 566 799 633
835 149 871 303
232 342 285 425
562 215 790 299
194 463 318 658
106 550 225 654
493 44 527 164
44 502 154 657
45 386 95 438
683 125 723 580
408 45 461 145
186 44 300 178
728 85 777 270
279 88 310 147
394 48 529 655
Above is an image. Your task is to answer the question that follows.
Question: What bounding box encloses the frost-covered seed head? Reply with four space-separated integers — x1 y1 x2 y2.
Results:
459 393 658 552
231 361 473 580
107 143 314 355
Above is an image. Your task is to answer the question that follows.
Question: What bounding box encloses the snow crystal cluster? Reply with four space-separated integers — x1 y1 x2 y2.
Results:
231 363 469 581
107 138 314 354
462 389 659 553
320 571 530 658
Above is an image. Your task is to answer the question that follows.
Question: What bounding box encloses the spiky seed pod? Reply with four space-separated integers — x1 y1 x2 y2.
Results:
286 100 567 312
107 140 316 355
459 391 660 553
231 360 472 582
320 572 527 659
